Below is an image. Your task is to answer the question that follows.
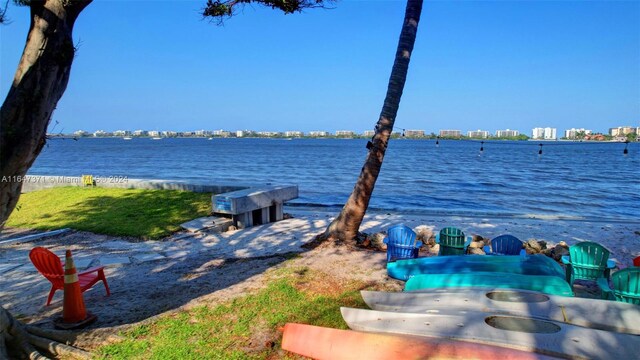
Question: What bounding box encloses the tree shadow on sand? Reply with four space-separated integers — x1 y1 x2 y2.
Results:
2 243 298 331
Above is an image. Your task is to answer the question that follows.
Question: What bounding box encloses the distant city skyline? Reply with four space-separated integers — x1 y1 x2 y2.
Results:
56 124 635 135
2 1 638 133
66 125 640 140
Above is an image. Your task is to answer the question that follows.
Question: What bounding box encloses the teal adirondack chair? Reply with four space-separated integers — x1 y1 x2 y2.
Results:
597 268 640 304
561 241 616 287
435 227 471 256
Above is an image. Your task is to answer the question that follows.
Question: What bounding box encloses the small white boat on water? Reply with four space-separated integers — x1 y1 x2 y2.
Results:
151 137 162 140
123 137 132 140
207 137 213 140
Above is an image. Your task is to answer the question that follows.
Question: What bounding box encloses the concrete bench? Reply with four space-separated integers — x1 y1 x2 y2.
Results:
212 185 298 229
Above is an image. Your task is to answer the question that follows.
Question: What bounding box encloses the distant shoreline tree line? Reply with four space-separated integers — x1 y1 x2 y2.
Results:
55 132 638 141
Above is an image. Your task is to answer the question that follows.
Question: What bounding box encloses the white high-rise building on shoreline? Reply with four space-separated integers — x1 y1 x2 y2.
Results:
495 129 519 138
532 127 557 140
195 130 212 137
532 128 544 139
335 130 355 137
609 126 637 136
467 129 489 138
213 129 232 137
284 131 304 137
405 130 426 137
564 128 592 139
113 130 131 136
439 129 461 138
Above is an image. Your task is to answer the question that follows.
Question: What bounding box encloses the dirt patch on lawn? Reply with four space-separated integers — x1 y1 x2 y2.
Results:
290 248 403 297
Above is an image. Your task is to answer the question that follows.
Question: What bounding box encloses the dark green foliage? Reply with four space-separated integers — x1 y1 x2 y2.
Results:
203 0 331 23
2 0 329 24
0 0 10 24
0 0 30 24
492 134 530 141
625 133 637 142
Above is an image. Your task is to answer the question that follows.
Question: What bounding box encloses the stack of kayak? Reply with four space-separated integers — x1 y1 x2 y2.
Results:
387 253 565 280
357 288 640 334
282 287 640 359
339 294 640 359
281 322 561 359
392 254 574 296
282 252 640 359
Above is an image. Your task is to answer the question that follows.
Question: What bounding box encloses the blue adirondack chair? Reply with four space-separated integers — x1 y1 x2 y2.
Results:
561 241 616 287
488 235 524 255
383 225 422 262
435 227 471 256
597 267 640 304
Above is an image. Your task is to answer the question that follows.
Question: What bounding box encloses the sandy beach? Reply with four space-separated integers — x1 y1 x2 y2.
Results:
1 208 638 335
301 209 640 265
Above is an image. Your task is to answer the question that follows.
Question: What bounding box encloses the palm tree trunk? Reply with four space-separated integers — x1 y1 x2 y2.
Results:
0 0 91 226
319 0 423 242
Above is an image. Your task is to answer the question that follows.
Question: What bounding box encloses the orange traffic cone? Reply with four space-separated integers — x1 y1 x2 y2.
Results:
53 250 97 329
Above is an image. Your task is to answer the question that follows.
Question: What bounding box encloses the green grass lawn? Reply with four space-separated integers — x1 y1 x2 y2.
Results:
6 187 212 239
98 265 384 359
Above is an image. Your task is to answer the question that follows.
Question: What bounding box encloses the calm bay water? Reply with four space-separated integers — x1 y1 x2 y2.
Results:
29 138 640 221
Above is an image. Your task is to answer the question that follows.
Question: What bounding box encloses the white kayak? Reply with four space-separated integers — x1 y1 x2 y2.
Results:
361 289 640 335
341 307 639 359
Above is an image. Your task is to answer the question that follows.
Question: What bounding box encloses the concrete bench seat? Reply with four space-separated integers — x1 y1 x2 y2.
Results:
212 185 298 228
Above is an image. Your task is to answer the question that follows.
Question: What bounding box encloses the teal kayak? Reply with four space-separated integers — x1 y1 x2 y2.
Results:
404 272 574 297
388 255 565 281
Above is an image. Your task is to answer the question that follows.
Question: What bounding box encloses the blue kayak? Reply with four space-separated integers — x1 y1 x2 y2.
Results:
388 255 565 281
404 272 574 297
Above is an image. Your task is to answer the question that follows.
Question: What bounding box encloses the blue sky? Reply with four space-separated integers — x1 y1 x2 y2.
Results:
1 1 638 134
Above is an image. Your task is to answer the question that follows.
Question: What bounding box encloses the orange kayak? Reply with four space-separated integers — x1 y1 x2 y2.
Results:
281 323 560 360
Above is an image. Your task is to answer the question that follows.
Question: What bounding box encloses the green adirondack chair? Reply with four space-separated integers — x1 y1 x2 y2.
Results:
435 227 471 256
561 241 616 287
597 267 640 304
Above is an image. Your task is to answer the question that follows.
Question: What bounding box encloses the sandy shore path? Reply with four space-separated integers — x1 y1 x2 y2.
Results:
1 208 638 330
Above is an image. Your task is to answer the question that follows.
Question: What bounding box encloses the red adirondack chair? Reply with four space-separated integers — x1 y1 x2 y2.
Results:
29 247 111 306
634 256 640 267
